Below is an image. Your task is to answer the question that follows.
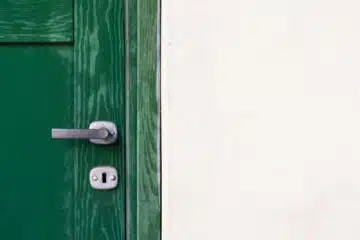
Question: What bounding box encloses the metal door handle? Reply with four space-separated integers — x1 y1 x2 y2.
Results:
51 121 117 145
51 129 110 139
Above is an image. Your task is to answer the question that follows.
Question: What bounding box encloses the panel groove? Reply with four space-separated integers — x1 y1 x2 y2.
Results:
0 41 73 46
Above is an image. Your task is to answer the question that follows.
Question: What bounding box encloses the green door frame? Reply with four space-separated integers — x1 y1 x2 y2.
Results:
125 0 161 240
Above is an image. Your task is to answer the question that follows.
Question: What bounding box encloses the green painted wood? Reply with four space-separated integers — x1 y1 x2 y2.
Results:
0 0 159 238
73 0 126 239
125 0 161 239
0 0 73 42
0 46 73 239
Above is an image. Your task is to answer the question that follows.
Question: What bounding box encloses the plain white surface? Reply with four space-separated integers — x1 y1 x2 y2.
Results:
162 0 360 239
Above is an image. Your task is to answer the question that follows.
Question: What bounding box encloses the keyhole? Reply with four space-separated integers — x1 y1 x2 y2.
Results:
102 173 107 183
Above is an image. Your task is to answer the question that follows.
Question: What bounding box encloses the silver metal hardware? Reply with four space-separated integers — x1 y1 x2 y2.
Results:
89 166 118 190
51 121 117 145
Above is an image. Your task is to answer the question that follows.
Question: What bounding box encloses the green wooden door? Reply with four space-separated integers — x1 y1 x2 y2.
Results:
0 1 125 239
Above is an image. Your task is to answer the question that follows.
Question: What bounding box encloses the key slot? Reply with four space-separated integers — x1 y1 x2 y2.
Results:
102 173 107 183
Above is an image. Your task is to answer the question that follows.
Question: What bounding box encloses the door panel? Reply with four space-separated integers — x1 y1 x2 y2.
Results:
0 0 125 239
0 46 72 239
0 0 73 42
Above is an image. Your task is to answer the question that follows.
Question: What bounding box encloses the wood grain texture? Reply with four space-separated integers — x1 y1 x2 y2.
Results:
72 0 126 239
125 0 161 239
0 0 73 42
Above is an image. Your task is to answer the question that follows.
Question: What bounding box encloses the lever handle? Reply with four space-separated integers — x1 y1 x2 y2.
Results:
51 121 117 145
51 128 110 139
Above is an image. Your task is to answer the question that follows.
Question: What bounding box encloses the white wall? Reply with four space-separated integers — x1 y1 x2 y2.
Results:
162 0 360 239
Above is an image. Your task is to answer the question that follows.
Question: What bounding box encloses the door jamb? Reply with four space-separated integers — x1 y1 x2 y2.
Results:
125 0 161 239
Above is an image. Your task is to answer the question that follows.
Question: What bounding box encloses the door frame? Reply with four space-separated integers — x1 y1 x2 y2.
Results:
125 0 161 239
